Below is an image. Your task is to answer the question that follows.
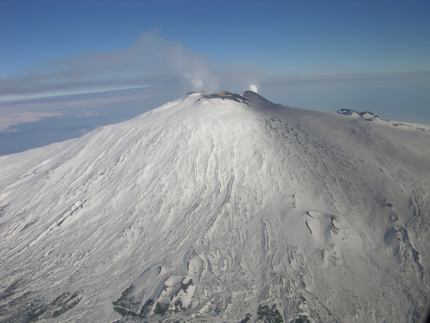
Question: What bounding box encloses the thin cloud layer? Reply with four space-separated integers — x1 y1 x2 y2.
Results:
0 33 224 102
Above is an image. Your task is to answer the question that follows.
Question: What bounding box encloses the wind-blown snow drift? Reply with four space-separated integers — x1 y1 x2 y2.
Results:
0 91 429 322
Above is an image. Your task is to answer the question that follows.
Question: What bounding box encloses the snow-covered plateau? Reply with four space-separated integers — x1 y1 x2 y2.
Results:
0 91 429 322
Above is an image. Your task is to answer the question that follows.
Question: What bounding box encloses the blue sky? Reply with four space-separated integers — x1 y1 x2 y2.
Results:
0 0 429 137
1 0 430 75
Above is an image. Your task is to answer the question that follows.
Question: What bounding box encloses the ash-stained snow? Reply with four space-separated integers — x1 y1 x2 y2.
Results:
0 91 429 322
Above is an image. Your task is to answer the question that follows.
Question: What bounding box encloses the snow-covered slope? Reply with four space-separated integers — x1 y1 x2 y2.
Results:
0 91 429 323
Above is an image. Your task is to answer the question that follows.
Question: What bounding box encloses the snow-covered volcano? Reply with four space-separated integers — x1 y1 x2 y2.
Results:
0 91 429 322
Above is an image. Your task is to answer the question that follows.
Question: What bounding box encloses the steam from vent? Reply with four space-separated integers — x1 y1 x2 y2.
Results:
0 32 221 99
249 84 258 93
